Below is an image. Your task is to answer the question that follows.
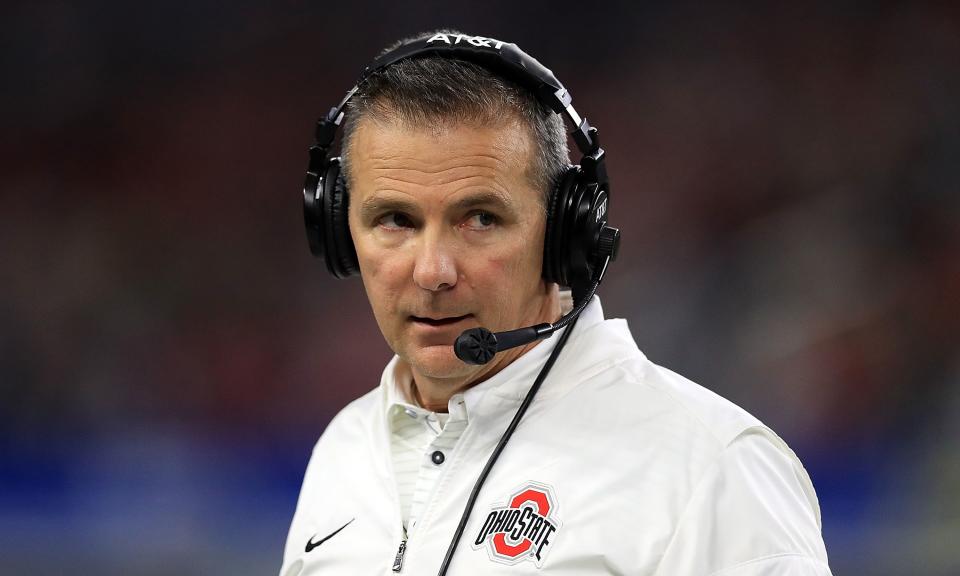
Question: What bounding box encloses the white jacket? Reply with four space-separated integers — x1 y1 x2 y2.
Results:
281 299 831 575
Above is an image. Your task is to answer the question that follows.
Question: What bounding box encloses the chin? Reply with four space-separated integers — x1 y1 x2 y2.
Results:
404 344 476 380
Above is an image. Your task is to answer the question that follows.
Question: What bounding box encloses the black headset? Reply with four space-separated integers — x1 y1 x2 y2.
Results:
302 32 619 304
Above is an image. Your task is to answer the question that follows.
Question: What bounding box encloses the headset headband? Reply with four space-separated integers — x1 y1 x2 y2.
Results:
313 33 602 168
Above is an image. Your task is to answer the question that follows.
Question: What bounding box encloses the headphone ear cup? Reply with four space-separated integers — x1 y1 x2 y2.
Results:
543 167 578 285
322 160 360 278
303 150 326 259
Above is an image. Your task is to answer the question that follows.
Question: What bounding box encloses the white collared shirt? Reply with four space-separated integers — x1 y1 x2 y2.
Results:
384 327 564 531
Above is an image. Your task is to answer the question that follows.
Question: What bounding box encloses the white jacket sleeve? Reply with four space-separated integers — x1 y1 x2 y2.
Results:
654 426 832 576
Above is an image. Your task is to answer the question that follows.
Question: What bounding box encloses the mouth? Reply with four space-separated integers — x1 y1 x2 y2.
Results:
409 314 472 327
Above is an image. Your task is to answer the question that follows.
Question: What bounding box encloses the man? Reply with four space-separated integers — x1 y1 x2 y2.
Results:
282 30 832 575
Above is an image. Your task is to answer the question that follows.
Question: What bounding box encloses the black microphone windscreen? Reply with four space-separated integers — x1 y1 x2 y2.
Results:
454 327 498 365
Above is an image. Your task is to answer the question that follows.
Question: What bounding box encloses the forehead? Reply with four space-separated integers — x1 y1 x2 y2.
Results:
347 116 537 203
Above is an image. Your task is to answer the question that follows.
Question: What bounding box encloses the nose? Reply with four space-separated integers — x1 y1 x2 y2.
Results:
413 235 458 292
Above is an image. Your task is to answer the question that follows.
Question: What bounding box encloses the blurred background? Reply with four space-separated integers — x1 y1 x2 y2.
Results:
1 1 958 574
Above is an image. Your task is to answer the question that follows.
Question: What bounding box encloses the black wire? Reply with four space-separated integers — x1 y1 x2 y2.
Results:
436 305 584 575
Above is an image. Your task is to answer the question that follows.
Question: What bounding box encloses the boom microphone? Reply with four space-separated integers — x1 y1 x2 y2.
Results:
454 255 612 365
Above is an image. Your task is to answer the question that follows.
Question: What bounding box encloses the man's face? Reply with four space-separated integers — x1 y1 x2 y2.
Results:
347 115 555 383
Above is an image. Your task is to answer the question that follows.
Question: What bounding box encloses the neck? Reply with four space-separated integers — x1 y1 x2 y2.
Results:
408 286 562 413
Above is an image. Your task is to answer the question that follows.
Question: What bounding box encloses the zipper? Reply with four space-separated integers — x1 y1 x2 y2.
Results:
392 526 408 572
383 407 411 573
386 400 471 573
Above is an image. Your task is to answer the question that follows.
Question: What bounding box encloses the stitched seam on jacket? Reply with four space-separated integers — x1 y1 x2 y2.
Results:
706 551 831 576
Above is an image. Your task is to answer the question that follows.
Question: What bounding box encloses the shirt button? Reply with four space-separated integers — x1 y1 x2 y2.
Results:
431 450 445 465
404 408 418 419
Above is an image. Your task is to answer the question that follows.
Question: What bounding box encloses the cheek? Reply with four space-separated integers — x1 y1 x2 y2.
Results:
470 239 543 298
356 244 410 312
503 226 545 279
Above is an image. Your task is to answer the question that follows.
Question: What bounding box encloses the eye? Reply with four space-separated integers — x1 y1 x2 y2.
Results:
465 211 498 230
378 212 415 230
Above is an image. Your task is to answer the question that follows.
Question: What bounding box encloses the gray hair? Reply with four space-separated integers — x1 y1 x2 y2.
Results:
339 31 570 210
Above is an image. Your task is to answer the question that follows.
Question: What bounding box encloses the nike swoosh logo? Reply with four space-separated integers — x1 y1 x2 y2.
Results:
305 518 355 553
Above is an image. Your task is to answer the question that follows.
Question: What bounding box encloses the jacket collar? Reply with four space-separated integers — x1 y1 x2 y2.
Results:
369 296 644 485
377 296 640 421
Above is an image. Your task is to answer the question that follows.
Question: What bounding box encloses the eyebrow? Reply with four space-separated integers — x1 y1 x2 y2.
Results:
358 194 417 223
358 190 516 222
450 190 516 213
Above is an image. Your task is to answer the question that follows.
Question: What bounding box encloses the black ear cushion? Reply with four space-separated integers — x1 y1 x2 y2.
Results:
543 167 578 285
320 160 359 278
303 158 325 258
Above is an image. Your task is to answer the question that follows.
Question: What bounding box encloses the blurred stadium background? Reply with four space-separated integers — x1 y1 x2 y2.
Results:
1 1 958 574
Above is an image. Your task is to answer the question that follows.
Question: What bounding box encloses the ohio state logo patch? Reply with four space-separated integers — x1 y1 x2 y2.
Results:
471 482 561 568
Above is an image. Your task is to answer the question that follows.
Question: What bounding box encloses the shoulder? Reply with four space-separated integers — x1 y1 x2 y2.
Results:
552 315 763 449
550 317 829 571
281 386 385 568
557 317 829 570
551 315 821 505
294 386 383 504
653 426 830 573
310 385 383 460
639 363 822 529
637 360 764 447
